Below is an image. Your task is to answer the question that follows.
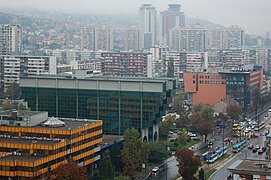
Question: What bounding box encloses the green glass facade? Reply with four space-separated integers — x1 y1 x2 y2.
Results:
21 77 176 136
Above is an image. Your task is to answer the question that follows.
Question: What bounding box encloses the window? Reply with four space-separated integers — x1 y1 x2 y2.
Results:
193 80 195 84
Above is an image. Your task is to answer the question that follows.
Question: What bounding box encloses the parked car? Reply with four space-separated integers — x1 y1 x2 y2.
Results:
258 149 263 154
256 145 260 149
248 144 254 149
188 132 197 137
252 148 257 153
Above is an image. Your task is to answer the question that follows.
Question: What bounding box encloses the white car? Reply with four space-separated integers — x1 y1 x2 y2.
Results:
152 167 159 175
188 132 197 137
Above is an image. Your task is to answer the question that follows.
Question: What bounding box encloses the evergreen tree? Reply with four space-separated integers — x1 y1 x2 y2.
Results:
111 141 122 173
122 128 146 178
97 150 115 180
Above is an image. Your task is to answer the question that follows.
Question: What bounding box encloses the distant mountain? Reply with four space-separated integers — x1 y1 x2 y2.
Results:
186 17 224 29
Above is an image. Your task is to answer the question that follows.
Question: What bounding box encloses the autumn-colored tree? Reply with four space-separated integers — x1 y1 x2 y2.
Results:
226 103 243 120
175 148 201 180
122 128 147 178
190 104 214 142
43 161 87 180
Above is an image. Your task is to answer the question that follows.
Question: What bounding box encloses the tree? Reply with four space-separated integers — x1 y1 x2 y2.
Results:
167 57 175 77
114 175 130 180
146 142 168 163
2 100 13 110
122 128 146 178
97 150 115 180
171 93 185 115
43 161 87 180
177 128 188 145
190 104 214 142
175 148 201 180
159 116 174 140
5 82 21 99
226 103 242 120
111 141 122 173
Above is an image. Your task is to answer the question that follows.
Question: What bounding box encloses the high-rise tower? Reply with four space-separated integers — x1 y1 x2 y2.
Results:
139 4 157 50
0 24 21 55
159 4 185 45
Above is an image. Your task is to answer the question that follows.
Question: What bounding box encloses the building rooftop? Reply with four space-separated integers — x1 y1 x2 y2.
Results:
23 74 176 83
228 159 271 176
100 135 123 149
38 118 101 130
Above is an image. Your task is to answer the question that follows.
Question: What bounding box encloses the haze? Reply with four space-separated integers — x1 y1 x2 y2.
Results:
0 0 270 35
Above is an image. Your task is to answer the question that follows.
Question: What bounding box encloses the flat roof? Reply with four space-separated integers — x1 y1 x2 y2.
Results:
100 135 123 149
22 75 175 83
228 159 271 175
0 137 61 146
36 118 101 130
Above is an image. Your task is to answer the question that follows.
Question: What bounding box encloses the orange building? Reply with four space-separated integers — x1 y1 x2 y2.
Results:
0 110 102 179
184 72 226 106
184 68 264 111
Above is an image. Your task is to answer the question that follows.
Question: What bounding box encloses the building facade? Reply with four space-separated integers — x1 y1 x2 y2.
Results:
139 4 157 49
0 110 102 179
0 24 21 55
159 4 185 45
0 55 57 94
184 67 263 111
20 75 176 141
101 51 149 77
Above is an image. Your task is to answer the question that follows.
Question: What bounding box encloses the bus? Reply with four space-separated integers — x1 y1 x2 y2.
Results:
232 123 239 131
254 121 265 131
205 153 218 163
232 140 246 153
215 146 227 158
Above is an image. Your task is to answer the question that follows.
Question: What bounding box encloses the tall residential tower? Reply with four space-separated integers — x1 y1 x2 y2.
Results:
139 4 157 49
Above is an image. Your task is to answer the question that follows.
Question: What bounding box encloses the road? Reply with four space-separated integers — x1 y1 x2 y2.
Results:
210 133 267 180
211 111 271 180
147 129 231 180
146 107 271 180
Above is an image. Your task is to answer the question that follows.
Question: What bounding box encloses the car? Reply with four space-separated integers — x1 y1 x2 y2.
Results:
232 134 240 138
256 145 260 150
258 149 263 154
251 133 259 138
152 167 159 175
262 147 267 152
248 144 254 149
224 138 231 142
188 132 197 137
265 113 268 117
252 148 257 153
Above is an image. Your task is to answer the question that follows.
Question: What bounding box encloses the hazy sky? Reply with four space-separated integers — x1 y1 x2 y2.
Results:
0 0 270 35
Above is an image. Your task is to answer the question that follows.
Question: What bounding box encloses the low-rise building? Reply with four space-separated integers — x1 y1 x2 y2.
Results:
0 110 102 179
228 159 271 180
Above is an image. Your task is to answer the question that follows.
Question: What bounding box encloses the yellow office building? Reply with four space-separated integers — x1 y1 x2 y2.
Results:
0 110 102 179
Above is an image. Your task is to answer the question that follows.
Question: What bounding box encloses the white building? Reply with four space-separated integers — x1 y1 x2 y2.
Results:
139 4 157 49
0 55 57 92
0 24 21 55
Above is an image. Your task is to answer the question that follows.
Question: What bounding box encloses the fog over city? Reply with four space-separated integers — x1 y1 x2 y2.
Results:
0 0 270 35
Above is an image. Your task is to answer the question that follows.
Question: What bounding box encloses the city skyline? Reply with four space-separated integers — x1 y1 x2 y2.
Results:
0 0 270 35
